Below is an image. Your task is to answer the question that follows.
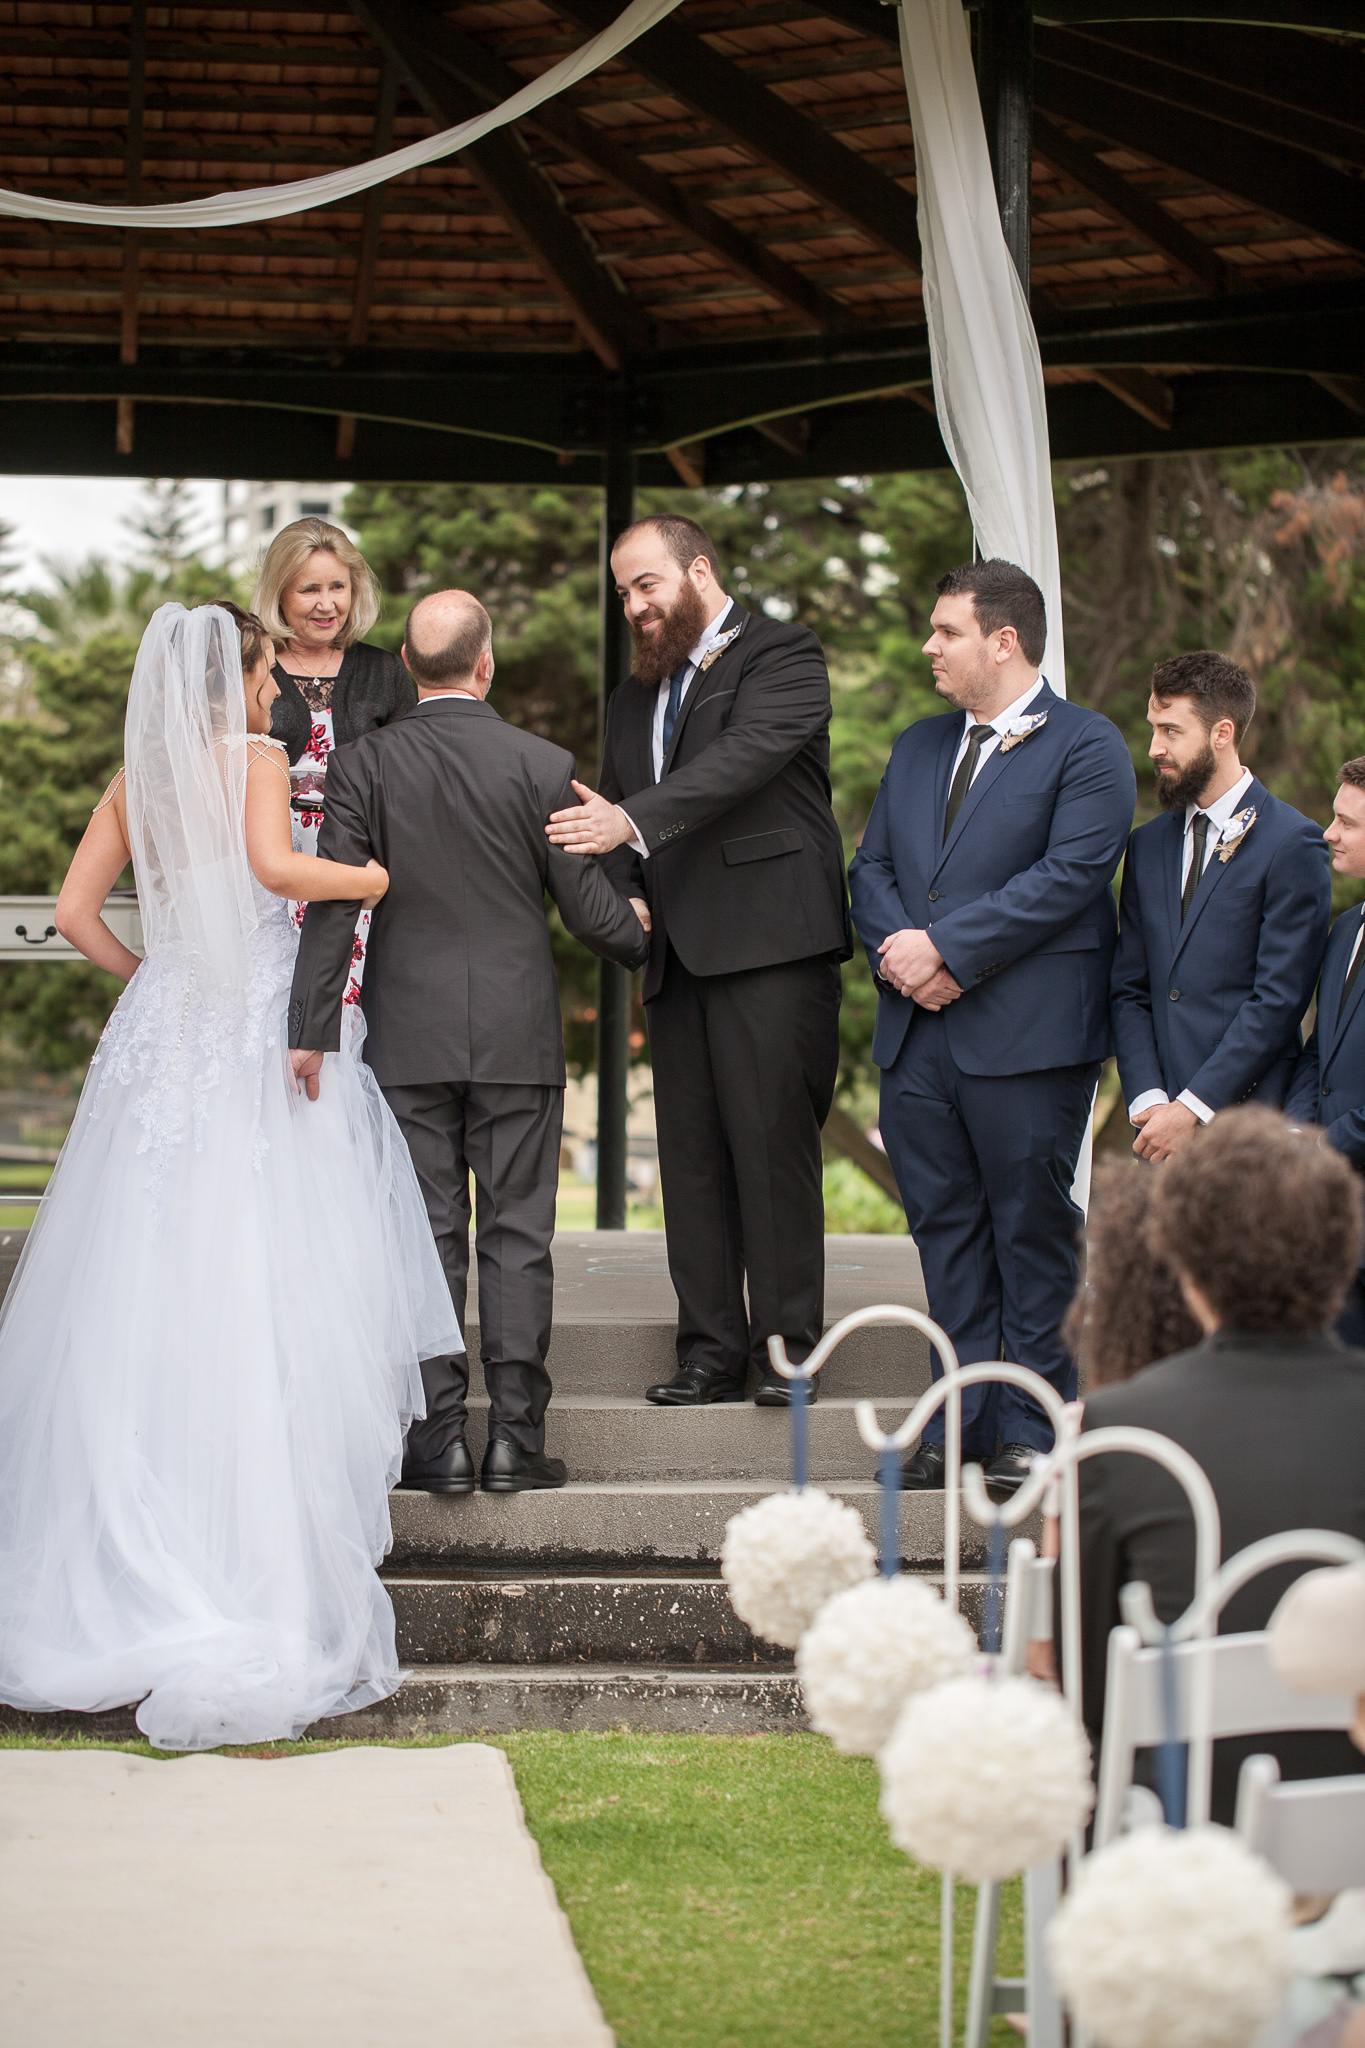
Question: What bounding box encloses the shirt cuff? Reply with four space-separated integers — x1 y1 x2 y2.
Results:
1177 1089 1214 1124
617 807 648 859
1127 1089 1169 1124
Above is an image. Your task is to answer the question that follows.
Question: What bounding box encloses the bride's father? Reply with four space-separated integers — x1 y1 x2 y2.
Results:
289 590 648 1494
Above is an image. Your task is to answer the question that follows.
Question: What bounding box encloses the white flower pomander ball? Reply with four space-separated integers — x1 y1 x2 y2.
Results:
720 1488 875 1648
1047 1826 1293 2048
879 1674 1094 1881
1266 1561 1365 1697
796 1574 978 1757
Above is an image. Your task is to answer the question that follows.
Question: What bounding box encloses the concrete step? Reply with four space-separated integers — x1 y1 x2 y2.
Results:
463 1229 933 1397
389 1481 1039 1571
0 1669 809 1741
461 1395 918 1483
386 1570 996 1667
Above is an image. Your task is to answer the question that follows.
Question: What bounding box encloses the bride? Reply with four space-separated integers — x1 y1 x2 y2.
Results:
0 600 459 1751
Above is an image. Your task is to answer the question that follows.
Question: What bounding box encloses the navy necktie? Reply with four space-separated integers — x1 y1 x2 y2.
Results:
661 662 688 761
1181 812 1210 922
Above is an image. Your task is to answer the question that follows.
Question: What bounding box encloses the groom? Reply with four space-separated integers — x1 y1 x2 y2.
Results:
289 589 648 1494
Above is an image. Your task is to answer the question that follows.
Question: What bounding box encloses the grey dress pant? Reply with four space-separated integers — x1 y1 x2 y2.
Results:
382 1080 562 1457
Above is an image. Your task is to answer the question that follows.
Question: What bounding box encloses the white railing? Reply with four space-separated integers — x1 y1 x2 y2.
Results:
0 893 143 961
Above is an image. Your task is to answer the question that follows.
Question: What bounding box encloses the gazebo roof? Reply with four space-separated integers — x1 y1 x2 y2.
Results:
1 0 1361 482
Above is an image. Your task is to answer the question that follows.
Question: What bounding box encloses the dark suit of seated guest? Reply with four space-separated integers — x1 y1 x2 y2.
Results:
1286 757 1365 1348
1071 1106 1365 1825
1110 650 1330 1167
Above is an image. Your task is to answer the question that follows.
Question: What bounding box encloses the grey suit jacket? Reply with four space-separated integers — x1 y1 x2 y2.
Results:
288 695 648 1086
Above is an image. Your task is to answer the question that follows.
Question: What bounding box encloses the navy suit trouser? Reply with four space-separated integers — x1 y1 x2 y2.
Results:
878 1009 1099 1458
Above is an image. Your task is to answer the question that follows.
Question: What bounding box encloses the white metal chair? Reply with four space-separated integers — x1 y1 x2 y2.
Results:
1236 1753 1365 1894
1094 1532 1365 1846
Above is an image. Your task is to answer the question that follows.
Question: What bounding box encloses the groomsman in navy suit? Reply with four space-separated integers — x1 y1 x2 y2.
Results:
1111 651 1330 1163
1286 755 1365 1345
849 560 1135 1496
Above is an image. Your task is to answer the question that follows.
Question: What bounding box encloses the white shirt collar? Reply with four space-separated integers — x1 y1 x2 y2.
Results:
415 688 483 706
974 674 1046 736
1188 765 1253 830
685 596 734 672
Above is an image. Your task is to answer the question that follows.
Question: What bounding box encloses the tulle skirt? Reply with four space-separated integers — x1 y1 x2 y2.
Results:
0 923 459 1751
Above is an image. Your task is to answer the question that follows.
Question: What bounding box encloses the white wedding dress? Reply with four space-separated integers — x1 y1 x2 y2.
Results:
0 604 459 1751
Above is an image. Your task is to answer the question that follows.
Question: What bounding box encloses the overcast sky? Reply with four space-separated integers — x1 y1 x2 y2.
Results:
1 477 226 588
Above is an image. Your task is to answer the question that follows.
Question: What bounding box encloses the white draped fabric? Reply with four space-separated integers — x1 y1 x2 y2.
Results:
0 0 685 229
898 0 1066 696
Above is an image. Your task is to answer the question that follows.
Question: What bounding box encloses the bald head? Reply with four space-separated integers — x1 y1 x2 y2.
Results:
403 589 494 696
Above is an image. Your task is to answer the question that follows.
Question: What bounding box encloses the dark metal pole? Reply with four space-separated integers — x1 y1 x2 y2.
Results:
978 0 1033 300
595 436 635 1229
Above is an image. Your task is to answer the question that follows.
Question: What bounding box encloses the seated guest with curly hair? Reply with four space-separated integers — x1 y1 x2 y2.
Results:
1070 1106 1365 1821
1062 1156 1202 1390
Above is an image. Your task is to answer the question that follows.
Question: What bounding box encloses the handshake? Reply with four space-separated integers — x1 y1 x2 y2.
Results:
877 928 963 1011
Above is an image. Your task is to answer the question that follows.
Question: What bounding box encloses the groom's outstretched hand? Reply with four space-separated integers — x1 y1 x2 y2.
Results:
290 1048 324 1102
546 781 635 857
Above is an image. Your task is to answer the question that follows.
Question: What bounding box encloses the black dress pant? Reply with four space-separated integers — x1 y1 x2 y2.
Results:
647 947 842 1379
382 1079 562 1457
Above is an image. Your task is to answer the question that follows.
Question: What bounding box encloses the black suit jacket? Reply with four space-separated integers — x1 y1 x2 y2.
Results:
599 606 851 1001
288 696 648 1086
1073 1331 1365 1820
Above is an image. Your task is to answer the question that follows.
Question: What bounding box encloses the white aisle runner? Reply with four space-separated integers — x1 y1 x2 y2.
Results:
0 1745 613 2048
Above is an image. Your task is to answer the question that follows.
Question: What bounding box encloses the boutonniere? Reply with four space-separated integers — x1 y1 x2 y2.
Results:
1216 806 1257 862
698 622 746 672
998 711 1049 753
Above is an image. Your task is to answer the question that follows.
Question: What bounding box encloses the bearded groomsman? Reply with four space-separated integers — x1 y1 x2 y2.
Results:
849 560 1135 1497
1286 755 1365 1345
1111 651 1330 1163
544 515 850 1406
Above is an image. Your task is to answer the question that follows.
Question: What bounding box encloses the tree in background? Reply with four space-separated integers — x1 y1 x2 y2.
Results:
0 483 244 1077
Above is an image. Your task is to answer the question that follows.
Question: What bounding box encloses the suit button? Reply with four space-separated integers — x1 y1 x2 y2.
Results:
928 890 939 902
1323 1085 1332 1097
1169 990 1180 1001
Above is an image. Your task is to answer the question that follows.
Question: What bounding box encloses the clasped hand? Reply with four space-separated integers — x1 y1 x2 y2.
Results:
877 928 963 1011
1131 1100 1198 1160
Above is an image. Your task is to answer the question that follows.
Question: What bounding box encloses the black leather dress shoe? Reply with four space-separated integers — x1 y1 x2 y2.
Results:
395 1439 476 1494
753 1367 821 1407
898 1440 946 1490
984 1442 1039 1501
645 1362 747 1406
481 1437 568 1492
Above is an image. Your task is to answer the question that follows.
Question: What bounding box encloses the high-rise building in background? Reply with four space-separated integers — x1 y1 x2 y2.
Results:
221 481 356 567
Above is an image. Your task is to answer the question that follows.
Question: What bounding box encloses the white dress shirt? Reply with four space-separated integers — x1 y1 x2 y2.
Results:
619 597 735 857
1128 764 1256 1126
948 675 1048 788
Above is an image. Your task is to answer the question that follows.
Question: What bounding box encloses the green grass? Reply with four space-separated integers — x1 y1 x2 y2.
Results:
0 1728 1021 2045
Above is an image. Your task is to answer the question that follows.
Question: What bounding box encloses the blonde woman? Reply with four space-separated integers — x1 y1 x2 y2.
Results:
253 516 414 1004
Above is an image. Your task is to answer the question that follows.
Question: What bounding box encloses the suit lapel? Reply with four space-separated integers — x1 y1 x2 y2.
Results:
1168 778 1264 972
930 683 1058 881
1325 908 1365 1069
1163 811 1185 945
660 610 749 777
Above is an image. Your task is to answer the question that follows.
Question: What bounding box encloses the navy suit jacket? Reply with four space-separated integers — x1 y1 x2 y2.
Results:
848 683 1136 1076
1286 903 1365 1173
1110 780 1330 1112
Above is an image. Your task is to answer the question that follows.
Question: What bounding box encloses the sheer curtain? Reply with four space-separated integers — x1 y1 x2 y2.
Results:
899 0 1065 696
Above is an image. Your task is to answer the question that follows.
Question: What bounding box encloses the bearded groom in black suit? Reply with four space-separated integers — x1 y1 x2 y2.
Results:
545 515 851 1406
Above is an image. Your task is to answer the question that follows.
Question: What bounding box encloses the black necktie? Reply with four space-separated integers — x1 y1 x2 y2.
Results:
1181 811 1210 922
661 663 688 763
1340 929 1364 1024
943 724 996 843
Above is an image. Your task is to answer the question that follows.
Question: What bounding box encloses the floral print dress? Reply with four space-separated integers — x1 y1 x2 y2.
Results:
287 676 368 1007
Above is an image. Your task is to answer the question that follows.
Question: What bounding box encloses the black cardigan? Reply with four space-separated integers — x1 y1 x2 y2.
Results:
270 640 417 764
